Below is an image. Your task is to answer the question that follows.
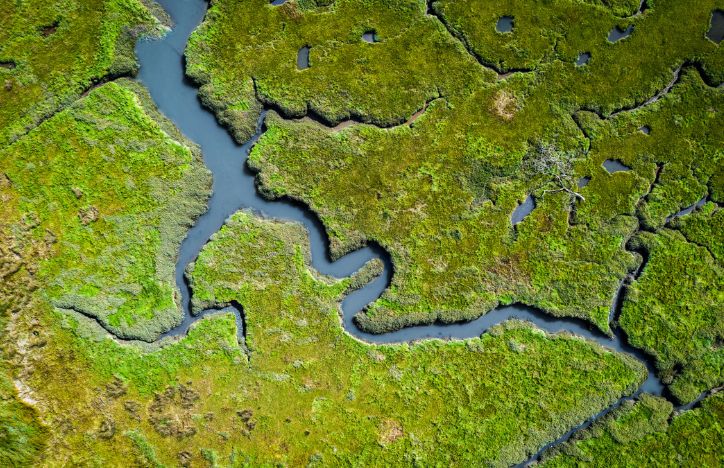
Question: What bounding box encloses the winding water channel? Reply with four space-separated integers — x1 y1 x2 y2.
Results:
131 0 707 463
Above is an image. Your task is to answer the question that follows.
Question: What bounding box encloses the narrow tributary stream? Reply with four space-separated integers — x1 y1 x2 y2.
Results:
132 0 707 464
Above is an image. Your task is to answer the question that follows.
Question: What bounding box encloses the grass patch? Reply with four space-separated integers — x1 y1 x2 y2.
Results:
0 0 162 146
0 80 211 340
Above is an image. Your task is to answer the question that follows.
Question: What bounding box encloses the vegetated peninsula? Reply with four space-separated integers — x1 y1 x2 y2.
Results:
0 0 721 466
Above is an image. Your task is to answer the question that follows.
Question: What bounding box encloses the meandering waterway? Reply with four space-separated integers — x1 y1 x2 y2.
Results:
132 0 707 464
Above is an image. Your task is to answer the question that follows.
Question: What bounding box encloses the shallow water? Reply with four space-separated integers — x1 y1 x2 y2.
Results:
665 196 707 223
496 16 514 33
608 25 634 42
603 159 632 173
511 194 536 224
576 52 591 66
297 46 311 69
708 9 724 43
362 31 377 43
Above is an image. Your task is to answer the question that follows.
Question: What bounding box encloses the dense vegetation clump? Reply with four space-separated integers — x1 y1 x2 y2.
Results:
0 80 211 340
620 227 723 403
541 393 724 466
0 0 163 146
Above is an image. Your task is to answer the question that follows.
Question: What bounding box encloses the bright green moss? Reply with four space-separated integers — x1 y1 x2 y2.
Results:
0 0 162 147
541 393 724 466
0 80 211 341
620 228 723 403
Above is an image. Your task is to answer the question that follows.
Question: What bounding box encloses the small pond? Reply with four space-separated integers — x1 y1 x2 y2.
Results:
496 16 514 33
576 52 591 66
511 195 536 224
603 159 632 173
707 10 724 43
297 46 311 69
608 25 634 42
362 30 377 43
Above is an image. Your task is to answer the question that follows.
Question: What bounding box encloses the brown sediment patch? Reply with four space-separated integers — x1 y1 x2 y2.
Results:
331 119 354 131
379 419 403 445
492 90 517 121
148 384 200 439
79 206 99 225
13 379 39 407
40 21 60 37
405 105 427 126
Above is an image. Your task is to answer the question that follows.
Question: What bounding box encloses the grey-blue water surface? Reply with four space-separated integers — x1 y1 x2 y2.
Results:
708 9 724 43
297 45 311 69
665 196 707 223
603 158 632 173
134 0 667 394
362 31 377 43
129 0 712 463
496 16 514 33
608 25 634 42
576 52 591 66
511 194 536 225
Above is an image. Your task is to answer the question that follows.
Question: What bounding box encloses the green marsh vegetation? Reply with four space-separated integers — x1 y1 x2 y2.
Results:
0 0 164 147
0 0 722 465
235 2 722 337
1 80 211 341
621 226 723 403
19 210 643 465
541 392 724 466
